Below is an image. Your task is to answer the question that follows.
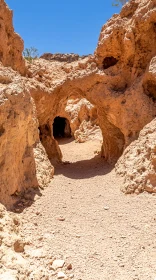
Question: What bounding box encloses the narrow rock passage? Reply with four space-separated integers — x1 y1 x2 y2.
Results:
21 139 156 280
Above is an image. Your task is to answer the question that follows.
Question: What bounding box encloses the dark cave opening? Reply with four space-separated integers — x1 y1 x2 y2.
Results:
103 56 118 69
53 116 72 138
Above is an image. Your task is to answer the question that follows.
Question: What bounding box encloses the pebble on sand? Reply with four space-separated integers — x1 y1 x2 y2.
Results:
52 259 65 270
57 271 66 279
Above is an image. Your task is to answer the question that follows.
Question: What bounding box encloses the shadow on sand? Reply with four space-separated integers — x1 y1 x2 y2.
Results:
54 154 114 179
55 137 74 145
10 138 113 212
10 187 42 213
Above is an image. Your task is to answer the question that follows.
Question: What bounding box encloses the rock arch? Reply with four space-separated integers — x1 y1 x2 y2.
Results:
31 83 126 164
1 0 156 205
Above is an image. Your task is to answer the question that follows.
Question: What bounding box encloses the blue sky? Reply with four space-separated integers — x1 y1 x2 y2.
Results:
5 0 121 56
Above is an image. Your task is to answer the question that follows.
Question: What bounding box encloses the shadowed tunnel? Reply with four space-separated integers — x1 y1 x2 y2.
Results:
53 116 72 138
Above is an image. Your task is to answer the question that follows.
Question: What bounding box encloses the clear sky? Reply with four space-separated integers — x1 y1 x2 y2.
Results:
5 0 121 56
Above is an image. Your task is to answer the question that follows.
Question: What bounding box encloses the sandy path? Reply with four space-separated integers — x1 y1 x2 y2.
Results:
21 139 156 280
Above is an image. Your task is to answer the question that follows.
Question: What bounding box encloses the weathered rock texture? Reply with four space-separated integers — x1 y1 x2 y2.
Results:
0 65 53 206
33 142 54 186
52 95 102 143
68 98 102 143
116 118 156 194
40 53 89 63
0 0 25 74
0 204 25 278
94 0 156 155
0 68 36 204
0 0 156 204
28 0 156 165
0 203 40 279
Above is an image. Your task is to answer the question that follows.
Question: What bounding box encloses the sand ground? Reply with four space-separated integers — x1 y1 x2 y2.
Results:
20 138 156 280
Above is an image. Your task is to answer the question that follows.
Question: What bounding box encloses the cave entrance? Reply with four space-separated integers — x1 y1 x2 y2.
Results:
53 117 72 138
39 103 125 166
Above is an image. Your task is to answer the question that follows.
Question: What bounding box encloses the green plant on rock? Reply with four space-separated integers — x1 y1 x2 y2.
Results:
23 47 39 63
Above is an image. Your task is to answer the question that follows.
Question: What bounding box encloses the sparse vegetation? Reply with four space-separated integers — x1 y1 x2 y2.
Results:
23 47 38 63
112 0 128 6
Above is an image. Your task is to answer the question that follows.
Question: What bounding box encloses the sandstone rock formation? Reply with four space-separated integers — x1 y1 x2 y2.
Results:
0 1 155 279
51 95 102 143
0 64 53 206
40 53 89 63
0 66 36 205
0 0 25 74
116 118 156 194
0 0 156 207
95 0 156 154
27 0 156 166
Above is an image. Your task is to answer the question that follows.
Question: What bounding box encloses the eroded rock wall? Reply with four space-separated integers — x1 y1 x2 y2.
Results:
95 0 156 147
0 0 25 74
116 118 156 194
28 0 156 165
0 74 37 205
52 95 102 142
0 66 53 206
0 0 156 202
